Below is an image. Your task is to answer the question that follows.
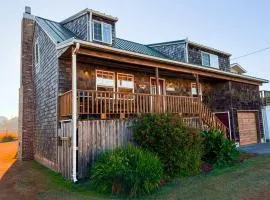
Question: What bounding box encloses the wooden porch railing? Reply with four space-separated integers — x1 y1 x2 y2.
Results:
59 90 227 133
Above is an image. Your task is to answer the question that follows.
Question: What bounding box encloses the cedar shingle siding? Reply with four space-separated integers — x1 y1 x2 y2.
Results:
203 81 262 141
33 24 58 169
150 42 186 62
188 44 230 71
62 14 89 40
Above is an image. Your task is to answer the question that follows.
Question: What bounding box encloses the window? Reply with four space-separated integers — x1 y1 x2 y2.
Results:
96 70 115 91
93 21 112 44
117 73 134 93
201 52 219 68
191 83 202 97
35 41 40 72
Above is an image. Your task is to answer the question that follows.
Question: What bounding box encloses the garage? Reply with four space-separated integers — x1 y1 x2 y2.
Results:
237 111 258 145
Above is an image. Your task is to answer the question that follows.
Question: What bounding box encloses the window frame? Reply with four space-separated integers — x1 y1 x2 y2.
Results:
34 40 40 72
201 51 219 68
117 73 135 92
92 20 112 44
191 83 202 97
95 69 115 91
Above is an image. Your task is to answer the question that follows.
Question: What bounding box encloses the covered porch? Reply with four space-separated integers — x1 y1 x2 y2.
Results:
56 41 262 133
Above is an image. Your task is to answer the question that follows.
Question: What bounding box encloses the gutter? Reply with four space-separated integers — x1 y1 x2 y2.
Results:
56 38 269 84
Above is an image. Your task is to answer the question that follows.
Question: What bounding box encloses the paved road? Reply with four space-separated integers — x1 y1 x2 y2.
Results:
239 143 270 154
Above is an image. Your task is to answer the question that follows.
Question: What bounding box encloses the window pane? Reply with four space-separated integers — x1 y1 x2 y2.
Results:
103 23 112 44
93 22 102 41
210 54 219 68
202 53 210 66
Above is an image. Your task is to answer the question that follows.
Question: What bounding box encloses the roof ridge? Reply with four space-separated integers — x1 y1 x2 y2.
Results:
116 37 149 47
147 39 187 46
35 16 60 24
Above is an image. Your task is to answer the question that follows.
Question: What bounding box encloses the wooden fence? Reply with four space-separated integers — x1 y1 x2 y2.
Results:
77 119 133 179
57 121 72 180
57 117 204 180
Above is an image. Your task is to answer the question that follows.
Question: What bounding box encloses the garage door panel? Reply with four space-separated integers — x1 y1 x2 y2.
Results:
238 112 258 145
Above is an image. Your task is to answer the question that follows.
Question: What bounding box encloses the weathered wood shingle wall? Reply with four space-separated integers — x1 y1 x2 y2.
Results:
203 81 262 141
62 14 89 40
33 24 59 170
149 42 186 62
188 44 230 72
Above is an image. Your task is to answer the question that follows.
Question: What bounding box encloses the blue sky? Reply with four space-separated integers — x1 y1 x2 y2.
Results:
0 0 270 118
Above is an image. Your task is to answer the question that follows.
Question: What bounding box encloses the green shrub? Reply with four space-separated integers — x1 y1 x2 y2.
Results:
201 129 239 167
0 134 16 143
133 114 203 177
91 144 163 197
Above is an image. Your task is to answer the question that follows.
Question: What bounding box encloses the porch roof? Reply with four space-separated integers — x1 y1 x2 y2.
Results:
57 38 268 86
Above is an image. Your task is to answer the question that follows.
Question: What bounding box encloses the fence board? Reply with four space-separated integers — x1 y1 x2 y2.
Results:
77 119 133 179
58 121 72 180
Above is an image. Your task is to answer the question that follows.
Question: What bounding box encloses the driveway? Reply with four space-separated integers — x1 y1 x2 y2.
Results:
0 140 17 179
239 143 270 154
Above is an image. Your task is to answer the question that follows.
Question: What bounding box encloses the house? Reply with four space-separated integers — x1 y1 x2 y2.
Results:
231 63 247 75
19 7 268 180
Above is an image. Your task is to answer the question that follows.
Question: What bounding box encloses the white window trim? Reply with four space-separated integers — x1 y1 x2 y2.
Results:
35 40 40 73
95 69 115 91
92 20 112 44
117 73 134 92
191 83 202 96
201 51 219 68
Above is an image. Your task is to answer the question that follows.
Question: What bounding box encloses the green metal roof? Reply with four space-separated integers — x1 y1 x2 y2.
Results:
35 17 77 43
36 16 168 59
114 38 168 59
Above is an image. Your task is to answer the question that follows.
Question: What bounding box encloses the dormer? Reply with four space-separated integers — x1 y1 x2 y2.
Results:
61 9 118 46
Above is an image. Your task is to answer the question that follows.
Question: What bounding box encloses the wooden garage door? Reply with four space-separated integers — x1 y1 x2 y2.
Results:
238 112 258 145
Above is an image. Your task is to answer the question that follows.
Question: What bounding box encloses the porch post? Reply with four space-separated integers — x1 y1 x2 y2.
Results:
155 67 160 94
72 43 80 182
155 67 160 112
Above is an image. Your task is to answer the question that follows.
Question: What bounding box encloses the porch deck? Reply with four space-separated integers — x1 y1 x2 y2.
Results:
59 89 227 133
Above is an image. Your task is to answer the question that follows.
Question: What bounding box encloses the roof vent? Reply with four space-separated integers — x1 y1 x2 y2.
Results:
25 6 31 14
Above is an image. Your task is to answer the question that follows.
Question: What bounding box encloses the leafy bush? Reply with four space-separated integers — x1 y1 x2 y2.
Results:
91 144 163 197
201 129 239 167
133 114 203 177
0 134 16 143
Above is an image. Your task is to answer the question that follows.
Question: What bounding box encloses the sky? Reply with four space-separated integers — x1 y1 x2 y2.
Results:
0 0 270 118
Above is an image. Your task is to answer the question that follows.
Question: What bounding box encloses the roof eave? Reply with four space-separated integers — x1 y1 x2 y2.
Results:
56 39 268 84
60 8 118 25
187 40 232 56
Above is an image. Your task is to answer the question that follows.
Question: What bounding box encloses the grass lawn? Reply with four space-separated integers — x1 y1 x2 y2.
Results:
1 155 270 199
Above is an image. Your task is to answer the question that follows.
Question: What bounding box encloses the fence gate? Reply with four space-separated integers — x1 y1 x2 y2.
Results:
58 120 73 180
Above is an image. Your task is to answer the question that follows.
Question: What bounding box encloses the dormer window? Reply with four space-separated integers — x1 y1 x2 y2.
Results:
201 52 219 68
93 20 112 44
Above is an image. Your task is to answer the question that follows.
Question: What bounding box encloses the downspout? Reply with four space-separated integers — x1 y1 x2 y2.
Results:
185 37 189 63
89 11 93 42
72 43 80 182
